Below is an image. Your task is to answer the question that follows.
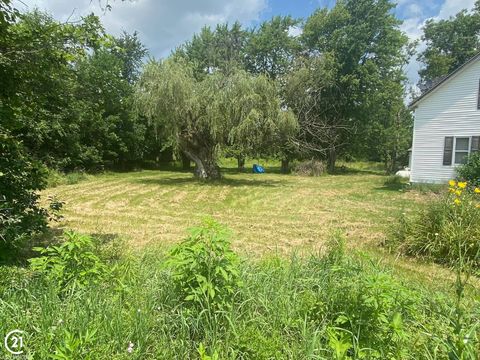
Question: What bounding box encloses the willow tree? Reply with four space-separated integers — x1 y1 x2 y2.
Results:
135 59 294 179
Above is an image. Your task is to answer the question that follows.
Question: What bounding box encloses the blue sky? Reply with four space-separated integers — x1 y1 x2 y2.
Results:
14 0 478 87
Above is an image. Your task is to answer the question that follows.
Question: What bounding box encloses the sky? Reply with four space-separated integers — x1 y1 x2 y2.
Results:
13 0 478 88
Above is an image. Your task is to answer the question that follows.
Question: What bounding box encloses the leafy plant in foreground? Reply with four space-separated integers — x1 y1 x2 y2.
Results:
457 152 480 187
29 231 108 292
166 218 241 314
0 132 49 252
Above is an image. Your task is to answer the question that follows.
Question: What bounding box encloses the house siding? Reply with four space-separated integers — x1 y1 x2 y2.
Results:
411 59 480 183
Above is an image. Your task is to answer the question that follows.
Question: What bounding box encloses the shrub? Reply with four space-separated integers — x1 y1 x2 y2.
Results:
0 132 50 252
47 169 91 188
457 152 480 187
166 218 241 314
293 160 326 176
29 231 108 292
389 180 480 268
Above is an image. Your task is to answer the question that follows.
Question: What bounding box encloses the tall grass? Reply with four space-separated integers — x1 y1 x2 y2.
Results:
0 224 478 358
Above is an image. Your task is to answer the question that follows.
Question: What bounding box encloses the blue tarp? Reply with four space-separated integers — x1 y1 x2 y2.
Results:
253 164 265 174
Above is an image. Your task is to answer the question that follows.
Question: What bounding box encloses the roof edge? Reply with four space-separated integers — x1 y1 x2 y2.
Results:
409 52 480 109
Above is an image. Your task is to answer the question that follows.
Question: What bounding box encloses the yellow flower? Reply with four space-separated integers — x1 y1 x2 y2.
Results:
454 198 461 205
458 182 467 189
449 180 457 187
475 188 480 194
449 188 456 193
455 190 462 196
476 204 480 209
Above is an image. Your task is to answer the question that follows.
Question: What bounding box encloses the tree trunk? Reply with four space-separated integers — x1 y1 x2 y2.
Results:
327 148 336 173
183 149 221 180
181 153 191 170
281 159 290 174
237 156 245 172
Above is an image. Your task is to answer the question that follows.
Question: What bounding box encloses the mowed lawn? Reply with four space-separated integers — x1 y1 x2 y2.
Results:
42 163 429 254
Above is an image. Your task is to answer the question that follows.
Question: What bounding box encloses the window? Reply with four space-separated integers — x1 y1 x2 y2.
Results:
443 136 480 166
454 137 470 164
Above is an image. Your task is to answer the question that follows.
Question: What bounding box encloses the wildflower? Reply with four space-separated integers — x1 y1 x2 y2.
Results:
449 180 456 187
127 342 134 354
476 204 480 209
449 188 456 193
475 188 480 194
454 198 461 205
57 319 63 325
458 182 467 189
435 233 439 236
455 190 462 196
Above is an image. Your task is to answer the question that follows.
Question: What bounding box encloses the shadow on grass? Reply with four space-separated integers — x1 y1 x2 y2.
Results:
329 165 386 176
374 184 408 192
135 175 287 188
0 227 64 266
0 228 123 267
220 166 285 175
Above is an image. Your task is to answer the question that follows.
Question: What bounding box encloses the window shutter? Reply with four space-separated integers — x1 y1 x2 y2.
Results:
443 137 454 165
478 80 480 109
472 136 480 153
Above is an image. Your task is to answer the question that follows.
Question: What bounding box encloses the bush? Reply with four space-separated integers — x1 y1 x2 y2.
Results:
47 169 91 188
29 231 108 292
388 180 480 268
293 160 326 176
0 132 50 253
457 152 480 187
166 218 241 314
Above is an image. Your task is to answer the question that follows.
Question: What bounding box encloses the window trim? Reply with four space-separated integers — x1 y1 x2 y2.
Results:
442 135 480 167
453 137 471 165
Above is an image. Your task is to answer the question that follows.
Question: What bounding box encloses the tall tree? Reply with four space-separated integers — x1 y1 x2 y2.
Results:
418 1 480 88
244 16 300 80
299 0 409 171
176 22 247 78
135 59 294 179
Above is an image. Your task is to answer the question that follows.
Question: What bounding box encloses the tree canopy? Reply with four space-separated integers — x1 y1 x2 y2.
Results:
418 1 480 88
135 59 296 179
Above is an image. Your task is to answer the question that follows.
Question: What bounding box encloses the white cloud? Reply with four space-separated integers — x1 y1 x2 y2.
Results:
437 0 475 19
13 0 267 58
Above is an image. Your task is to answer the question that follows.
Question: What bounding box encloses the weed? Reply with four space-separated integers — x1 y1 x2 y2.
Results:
29 231 108 292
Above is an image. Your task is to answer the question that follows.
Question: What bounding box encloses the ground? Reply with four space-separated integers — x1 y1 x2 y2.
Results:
43 161 428 255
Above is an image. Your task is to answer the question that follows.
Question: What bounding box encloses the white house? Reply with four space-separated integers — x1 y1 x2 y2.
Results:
409 53 480 183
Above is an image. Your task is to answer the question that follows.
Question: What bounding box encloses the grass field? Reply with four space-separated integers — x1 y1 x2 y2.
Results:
43 161 427 255
2 161 477 358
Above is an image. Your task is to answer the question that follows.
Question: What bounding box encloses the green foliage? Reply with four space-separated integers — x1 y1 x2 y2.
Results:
47 169 91 188
0 132 50 251
299 0 410 170
418 1 480 87
167 219 241 314
29 231 108 292
1 9 148 172
244 16 300 79
389 183 480 268
0 229 478 358
51 329 98 360
176 22 247 78
457 152 480 187
136 59 294 179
